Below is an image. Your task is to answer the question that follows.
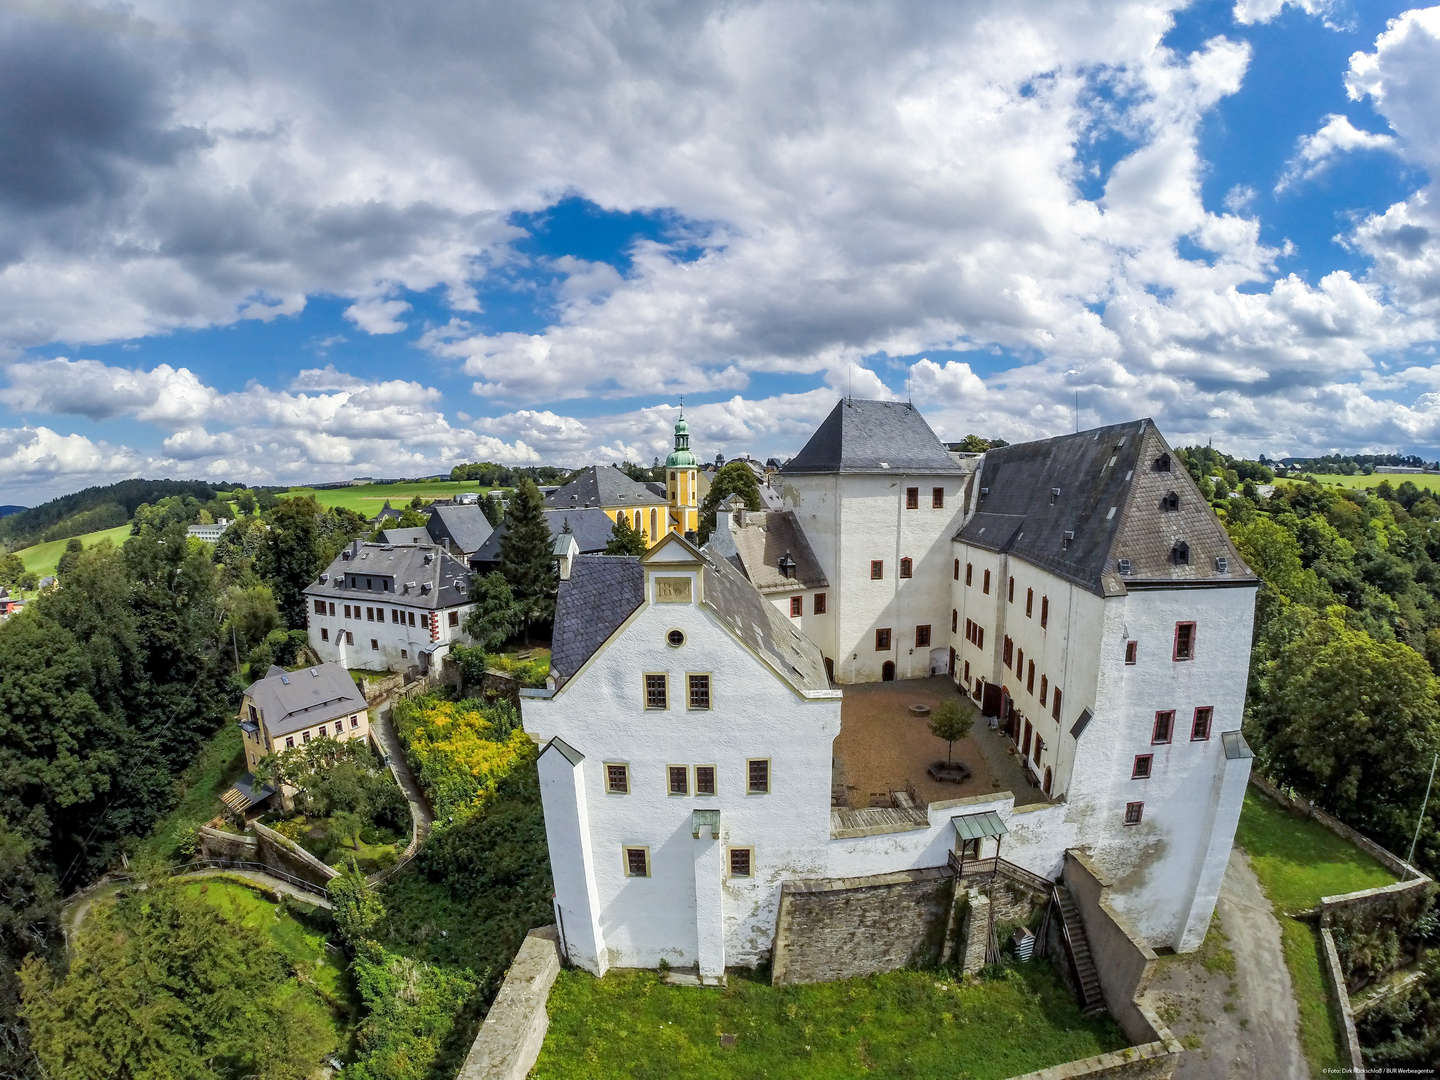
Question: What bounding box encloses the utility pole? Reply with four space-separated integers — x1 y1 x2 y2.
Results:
1406 751 1437 875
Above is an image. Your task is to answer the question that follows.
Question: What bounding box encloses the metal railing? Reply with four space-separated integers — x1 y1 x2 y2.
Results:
948 853 1053 893
170 858 332 899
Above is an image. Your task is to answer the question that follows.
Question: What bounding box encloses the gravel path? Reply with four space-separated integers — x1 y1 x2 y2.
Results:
1146 849 1307 1080
367 700 433 882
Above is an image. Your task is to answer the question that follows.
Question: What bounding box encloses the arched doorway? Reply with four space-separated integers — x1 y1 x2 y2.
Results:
881 660 896 681
1043 767 1053 795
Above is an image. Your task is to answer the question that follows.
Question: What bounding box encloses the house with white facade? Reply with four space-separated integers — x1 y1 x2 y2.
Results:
523 399 1258 979
304 540 475 674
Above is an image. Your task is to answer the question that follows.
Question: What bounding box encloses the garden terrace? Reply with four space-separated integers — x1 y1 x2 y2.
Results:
531 963 1126 1079
831 677 1043 820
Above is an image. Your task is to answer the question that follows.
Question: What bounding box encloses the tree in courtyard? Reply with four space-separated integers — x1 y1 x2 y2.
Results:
464 573 521 650
605 513 647 555
696 460 764 544
498 479 557 636
928 701 974 766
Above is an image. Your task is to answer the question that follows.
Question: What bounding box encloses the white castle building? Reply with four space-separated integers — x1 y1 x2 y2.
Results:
521 399 1257 979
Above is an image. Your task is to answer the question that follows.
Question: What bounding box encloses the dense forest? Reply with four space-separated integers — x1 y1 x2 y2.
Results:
0 494 369 1077
0 479 230 548
448 461 570 486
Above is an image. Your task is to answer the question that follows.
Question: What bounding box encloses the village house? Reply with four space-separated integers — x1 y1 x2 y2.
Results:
226 661 369 815
522 399 1258 978
304 539 475 674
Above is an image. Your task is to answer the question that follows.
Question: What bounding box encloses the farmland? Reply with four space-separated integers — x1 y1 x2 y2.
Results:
275 479 502 514
13 523 133 584
1277 472 1440 493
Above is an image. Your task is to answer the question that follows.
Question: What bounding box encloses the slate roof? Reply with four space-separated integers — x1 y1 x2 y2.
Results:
726 510 829 593
244 662 366 738
956 419 1256 597
545 465 666 509
469 507 616 568
783 399 965 475
549 545 831 695
550 556 647 682
380 527 431 546
305 540 472 608
426 503 495 556
370 501 404 525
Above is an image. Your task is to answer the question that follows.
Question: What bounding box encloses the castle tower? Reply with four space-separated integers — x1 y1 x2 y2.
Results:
666 411 699 537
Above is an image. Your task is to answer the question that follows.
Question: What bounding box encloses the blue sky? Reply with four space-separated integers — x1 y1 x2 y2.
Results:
2 0 1440 503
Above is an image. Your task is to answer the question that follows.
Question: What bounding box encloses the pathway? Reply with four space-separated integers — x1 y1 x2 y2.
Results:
1146 849 1306 1080
367 700 434 882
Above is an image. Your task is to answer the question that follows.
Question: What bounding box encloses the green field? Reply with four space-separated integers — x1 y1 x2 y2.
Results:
277 480 501 514
12 523 133 585
1278 472 1440 493
534 963 1125 1080
1235 788 1398 1074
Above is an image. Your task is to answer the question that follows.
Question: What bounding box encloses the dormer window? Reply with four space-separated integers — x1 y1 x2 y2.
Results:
778 552 797 579
1061 530 1074 550
1155 453 1171 472
1171 540 1190 565
1162 491 1180 512
1050 487 1061 504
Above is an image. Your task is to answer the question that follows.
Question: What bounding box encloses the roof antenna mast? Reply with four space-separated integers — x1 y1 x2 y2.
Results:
1073 390 1079 433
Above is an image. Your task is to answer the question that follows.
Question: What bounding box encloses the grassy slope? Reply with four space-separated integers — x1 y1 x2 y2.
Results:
136 724 246 864
1235 788 1398 1074
534 964 1125 1080
13 523 132 581
1276 472 1440 493
175 878 355 1045
277 480 501 514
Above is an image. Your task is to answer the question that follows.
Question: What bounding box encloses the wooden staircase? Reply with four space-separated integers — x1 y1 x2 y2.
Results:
1053 885 1105 1014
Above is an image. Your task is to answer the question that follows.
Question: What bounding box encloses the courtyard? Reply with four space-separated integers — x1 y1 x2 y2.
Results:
831 676 1047 810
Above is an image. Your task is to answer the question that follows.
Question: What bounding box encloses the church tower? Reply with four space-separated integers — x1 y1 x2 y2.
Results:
666 411 699 537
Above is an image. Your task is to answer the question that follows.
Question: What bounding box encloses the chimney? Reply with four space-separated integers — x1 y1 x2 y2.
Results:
708 494 743 560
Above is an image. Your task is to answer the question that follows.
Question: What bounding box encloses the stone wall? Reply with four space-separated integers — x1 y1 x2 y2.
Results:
250 820 339 890
457 926 562 1080
1002 1042 1177 1080
771 866 955 985
1062 851 1179 1058
198 825 259 862
1318 926 1366 1076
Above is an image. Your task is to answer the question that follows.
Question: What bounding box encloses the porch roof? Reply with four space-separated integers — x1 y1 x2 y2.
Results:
951 809 1008 842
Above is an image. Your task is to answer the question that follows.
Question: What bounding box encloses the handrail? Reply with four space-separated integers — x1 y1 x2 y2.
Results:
948 853 1053 893
1052 884 1084 999
171 858 331 899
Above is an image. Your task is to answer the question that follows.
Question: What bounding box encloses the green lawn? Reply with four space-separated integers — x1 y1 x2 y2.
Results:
533 963 1126 1080
1276 472 1440 493
136 724 246 864
12 523 132 585
1235 788 1399 1075
277 480 503 514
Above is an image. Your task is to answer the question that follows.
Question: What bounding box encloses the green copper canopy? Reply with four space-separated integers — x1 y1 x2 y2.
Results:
666 411 697 468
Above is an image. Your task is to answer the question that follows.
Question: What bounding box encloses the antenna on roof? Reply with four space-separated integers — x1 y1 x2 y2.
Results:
1074 390 1079 433
847 362 852 404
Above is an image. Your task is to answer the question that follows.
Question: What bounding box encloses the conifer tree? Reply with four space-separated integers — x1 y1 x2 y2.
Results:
605 513 647 555
498 478 557 637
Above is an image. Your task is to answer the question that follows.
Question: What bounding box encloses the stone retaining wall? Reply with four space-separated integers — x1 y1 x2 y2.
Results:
198 825 259 862
1319 926 1366 1076
1002 1040 1178 1080
771 866 955 985
457 926 561 1080
250 820 339 890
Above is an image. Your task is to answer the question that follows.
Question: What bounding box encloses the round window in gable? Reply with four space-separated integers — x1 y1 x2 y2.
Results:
667 629 685 648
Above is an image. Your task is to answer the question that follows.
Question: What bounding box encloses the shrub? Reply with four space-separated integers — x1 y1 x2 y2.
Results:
393 696 534 821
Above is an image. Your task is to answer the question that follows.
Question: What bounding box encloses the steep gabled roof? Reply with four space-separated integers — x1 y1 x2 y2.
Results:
426 503 494 555
306 541 472 608
469 507 616 567
550 556 647 682
782 399 965 475
725 510 828 593
956 419 1255 596
700 548 831 693
545 465 663 510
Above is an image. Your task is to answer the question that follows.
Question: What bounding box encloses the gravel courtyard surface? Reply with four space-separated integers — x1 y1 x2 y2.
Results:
832 677 1042 808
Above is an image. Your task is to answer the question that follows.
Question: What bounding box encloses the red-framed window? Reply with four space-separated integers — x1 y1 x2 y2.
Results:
1125 640 1138 665
1026 660 1035 695
983 569 991 594
1191 707 1213 741
871 560 884 580
1040 596 1049 627
1152 710 1174 744
951 609 958 633
789 595 803 617
916 624 932 647
905 487 919 509
899 557 913 578
875 627 892 650
963 660 971 683
1132 754 1153 779
1040 676 1048 706
1026 588 1033 617
1124 801 1144 826
1173 621 1196 661
933 487 945 508
1051 686 1062 721
1002 637 1013 668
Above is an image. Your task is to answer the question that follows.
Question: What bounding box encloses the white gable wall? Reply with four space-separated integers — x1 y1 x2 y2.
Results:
523 566 841 971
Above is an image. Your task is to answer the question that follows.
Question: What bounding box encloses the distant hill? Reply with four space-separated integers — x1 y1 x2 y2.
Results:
0 505 25 518
0 479 225 548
